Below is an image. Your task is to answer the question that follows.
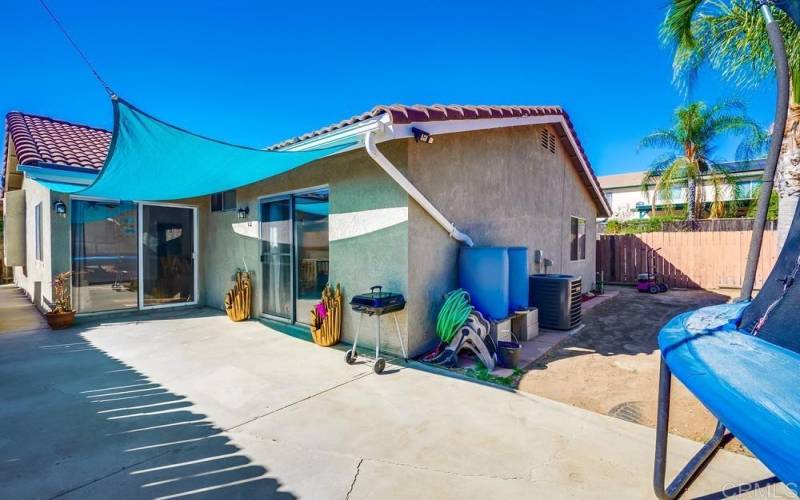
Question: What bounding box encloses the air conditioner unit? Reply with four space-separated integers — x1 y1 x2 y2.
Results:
529 274 582 330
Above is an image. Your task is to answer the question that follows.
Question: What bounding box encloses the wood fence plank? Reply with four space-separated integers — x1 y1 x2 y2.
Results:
596 229 778 291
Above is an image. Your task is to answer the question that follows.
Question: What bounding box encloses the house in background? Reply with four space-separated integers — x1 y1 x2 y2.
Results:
599 159 766 220
3 104 610 356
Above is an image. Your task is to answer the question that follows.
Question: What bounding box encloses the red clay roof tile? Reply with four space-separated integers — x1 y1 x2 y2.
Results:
4 112 110 170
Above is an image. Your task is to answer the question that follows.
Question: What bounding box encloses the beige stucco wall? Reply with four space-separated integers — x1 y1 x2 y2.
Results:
3 189 26 266
12 178 53 311
200 142 410 354
405 124 599 354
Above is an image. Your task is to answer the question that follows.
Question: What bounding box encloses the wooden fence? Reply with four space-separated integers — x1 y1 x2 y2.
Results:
596 230 778 290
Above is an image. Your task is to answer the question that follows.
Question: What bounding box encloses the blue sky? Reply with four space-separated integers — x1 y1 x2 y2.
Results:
1 0 777 176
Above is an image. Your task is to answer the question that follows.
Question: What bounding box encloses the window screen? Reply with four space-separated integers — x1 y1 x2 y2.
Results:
570 216 586 261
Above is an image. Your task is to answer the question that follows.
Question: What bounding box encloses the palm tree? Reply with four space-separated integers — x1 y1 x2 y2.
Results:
640 100 765 221
661 0 800 244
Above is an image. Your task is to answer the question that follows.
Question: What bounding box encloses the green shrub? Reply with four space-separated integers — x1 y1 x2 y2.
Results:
602 216 684 234
745 190 778 221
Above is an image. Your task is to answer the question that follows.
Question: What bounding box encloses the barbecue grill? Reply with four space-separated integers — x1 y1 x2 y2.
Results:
346 286 407 374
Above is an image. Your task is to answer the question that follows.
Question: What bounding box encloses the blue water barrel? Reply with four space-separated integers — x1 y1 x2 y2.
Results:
459 247 509 320
508 247 529 311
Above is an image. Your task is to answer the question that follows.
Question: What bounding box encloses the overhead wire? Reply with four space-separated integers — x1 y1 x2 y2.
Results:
37 0 115 96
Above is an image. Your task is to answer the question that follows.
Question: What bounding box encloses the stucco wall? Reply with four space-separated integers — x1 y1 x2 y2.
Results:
200 142 410 354
3 190 26 267
405 125 600 353
12 178 53 311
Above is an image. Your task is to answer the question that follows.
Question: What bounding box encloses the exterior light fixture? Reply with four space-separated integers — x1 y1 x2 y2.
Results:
412 127 434 144
53 200 67 217
237 206 250 219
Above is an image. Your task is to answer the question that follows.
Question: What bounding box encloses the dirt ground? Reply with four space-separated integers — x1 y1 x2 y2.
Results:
517 286 750 454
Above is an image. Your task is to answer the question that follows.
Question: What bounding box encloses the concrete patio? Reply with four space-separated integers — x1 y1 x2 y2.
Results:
0 290 792 499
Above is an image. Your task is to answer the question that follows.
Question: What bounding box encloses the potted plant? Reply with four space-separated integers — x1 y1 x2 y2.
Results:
46 271 76 330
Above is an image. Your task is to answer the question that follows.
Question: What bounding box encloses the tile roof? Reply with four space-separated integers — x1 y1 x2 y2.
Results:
4 112 110 170
268 104 610 216
269 104 572 150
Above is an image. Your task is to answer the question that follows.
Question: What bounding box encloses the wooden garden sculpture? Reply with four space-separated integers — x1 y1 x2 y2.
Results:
310 284 342 346
224 271 252 321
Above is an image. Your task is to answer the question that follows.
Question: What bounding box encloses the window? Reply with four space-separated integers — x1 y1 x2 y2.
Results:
656 186 683 204
570 216 586 261
34 202 43 261
210 189 237 212
736 180 762 200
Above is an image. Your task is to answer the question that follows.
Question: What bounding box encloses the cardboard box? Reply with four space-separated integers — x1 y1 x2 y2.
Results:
512 308 539 341
490 317 513 343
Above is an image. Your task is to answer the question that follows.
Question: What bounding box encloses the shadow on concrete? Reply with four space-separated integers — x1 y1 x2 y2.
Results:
528 286 729 370
0 324 294 499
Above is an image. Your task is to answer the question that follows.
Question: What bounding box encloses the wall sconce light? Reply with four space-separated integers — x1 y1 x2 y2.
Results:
53 200 67 217
237 206 250 219
412 127 434 144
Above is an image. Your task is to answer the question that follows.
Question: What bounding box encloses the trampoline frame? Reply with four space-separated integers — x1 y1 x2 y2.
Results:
653 358 731 499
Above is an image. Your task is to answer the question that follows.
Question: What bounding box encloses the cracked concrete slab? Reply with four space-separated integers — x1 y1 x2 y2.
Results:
0 306 793 499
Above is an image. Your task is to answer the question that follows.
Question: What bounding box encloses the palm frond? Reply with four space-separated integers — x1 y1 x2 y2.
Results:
661 0 800 102
735 125 771 160
639 129 684 152
660 0 707 49
641 153 679 196
656 157 691 208
705 171 734 218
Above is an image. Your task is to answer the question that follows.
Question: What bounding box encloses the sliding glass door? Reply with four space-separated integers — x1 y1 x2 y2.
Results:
260 198 293 320
140 204 197 308
71 200 138 313
294 190 329 325
260 188 329 324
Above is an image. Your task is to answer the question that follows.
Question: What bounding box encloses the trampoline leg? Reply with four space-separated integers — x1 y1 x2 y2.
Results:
654 358 728 500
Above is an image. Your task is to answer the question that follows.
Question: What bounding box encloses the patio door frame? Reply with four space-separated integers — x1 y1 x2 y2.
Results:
137 201 199 310
70 194 140 316
257 184 328 324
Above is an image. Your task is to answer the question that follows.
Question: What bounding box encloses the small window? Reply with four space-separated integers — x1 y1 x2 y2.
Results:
570 216 586 261
211 189 237 212
35 202 43 261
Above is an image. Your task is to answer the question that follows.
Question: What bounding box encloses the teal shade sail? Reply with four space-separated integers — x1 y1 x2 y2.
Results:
34 97 352 200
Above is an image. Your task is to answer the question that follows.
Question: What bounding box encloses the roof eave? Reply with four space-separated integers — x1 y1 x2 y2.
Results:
276 112 611 217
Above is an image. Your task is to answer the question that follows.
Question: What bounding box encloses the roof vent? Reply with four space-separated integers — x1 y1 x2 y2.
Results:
540 128 556 154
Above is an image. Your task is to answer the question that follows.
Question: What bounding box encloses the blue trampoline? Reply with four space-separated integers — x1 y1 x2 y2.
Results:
652 3 800 498
656 304 800 496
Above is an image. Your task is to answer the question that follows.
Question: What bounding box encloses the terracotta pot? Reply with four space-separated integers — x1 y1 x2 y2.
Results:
45 310 76 330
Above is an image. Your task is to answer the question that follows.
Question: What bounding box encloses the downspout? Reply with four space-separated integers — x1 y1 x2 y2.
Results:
364 130 474 247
